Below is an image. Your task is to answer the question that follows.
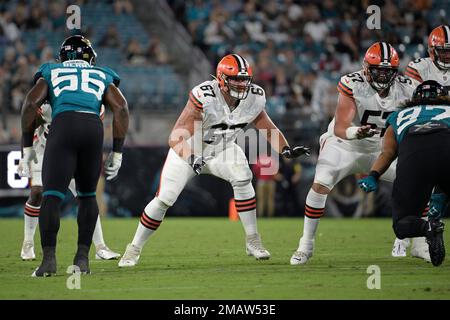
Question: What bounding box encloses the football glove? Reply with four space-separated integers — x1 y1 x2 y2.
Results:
188 154 206 175
282 146 311 159
428 193 449 221
17 147 37 178
104 152 123 181
358 175 378 193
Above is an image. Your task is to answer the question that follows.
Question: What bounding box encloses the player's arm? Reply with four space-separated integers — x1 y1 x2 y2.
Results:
103 84 129 150
168 99 202 161
253 110 289 153
370 126 398 175
103 84 129 180
358 126 398 192
253 110 310 158
21 78 48 148
334 93 377 140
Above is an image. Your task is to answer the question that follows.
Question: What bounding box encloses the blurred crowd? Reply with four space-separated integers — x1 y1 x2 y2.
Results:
0 0 170 144
168 0 447 129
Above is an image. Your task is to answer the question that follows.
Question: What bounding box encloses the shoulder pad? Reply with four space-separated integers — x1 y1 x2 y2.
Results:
99 66 121 87
33 63 52 84
190 81 216 112
405 58 425 83
337 72 364 98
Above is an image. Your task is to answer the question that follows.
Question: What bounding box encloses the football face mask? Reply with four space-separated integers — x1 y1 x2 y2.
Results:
367 66 398 91
225 75 252 100
434 46 450 69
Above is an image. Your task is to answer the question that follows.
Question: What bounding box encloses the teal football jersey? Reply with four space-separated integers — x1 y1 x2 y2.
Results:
35 60 120 118
386 104 450 143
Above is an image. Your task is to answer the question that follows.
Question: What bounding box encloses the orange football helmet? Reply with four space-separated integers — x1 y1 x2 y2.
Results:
428 25 450 70
216 54 253 100
363 42 399 91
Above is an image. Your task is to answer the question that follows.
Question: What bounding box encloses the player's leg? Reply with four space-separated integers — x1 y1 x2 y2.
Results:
68 178 119 260
93 215 121 260
391 134 444 265
21 187 42 261
21 151 45 260
33 116 78 277
205 144 270 260
291 135 356 265
72 113 104 274
119 148 195 267
380 157 429 260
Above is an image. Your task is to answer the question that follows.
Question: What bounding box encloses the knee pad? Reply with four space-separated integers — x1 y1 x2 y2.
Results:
233 182 255 200
144 197 170 221
156 189 179 207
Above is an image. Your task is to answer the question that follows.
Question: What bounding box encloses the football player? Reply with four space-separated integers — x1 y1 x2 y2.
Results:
358 80 449 266
18 103 121 261
391 25 450 258
20 35 129 276
118 53 309 267
290 42 418 265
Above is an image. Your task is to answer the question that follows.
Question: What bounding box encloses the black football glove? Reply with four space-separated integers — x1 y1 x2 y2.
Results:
282 146 311 159
188 154 206 175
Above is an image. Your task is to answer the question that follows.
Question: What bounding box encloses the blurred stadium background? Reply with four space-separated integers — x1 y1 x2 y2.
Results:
0 0 449 219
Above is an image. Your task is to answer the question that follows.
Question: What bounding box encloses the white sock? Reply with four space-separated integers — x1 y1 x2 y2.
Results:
24 203 40 243
238 209 258 236
299 189 327 250
131 198 168 248
92 215 105 248
235 197 258 236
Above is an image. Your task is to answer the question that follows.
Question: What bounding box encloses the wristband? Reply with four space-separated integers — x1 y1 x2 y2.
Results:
345 127 359 140
369 170 381 181
22 131 34 148
113 138 124 153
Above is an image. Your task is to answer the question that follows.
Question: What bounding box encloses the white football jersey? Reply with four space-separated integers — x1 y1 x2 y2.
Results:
33 103 52 152
405 57 450 92
188 80 266 157
332 70 415 151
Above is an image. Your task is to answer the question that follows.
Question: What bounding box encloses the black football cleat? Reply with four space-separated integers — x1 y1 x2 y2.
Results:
73 245 91 274
31 247 57 277
426 220 445 266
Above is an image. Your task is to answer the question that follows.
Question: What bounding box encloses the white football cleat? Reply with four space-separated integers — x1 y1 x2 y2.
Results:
118 243 141 267
391 238 410 257
411 237 431 262
246 233 271 260
290 237 314 265
21 241 36 261
95 245 121 260
290 250 312 265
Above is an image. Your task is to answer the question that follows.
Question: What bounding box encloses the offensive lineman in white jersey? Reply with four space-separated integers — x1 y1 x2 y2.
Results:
119 53 310 267
391 25 450 258
290 42 417 265
18 103 121 261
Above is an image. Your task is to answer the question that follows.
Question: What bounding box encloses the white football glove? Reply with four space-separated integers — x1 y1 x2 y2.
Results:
17 147 37 178
104 152 123 181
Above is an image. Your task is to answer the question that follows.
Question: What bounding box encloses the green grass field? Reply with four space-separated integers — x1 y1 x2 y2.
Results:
0 217 449 300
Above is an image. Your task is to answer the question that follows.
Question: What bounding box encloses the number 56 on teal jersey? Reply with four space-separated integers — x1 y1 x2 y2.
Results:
35 60 120 119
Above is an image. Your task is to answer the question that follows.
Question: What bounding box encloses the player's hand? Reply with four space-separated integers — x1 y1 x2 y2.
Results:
104 152 123 181
428 193 449 221
17 147 37 178
282 146 311 158
188 155 206 175
356 125 380 139
358 176 378 193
